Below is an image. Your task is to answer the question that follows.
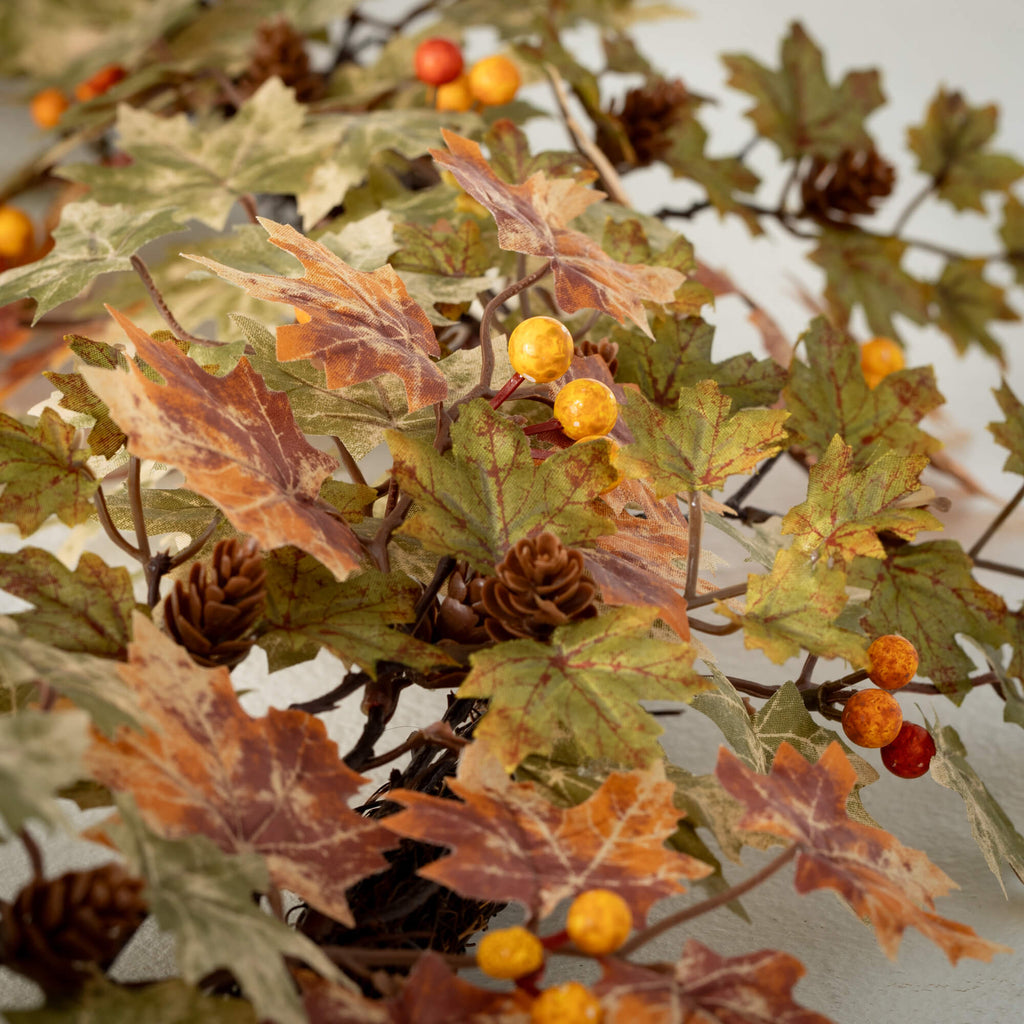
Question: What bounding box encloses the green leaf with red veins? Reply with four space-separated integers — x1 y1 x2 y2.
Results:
457 606 709 770
989 379 1024 475
617 382 789 496
483 117 592 184
849 541 1009 701
389 399 619 574
932 258 1018 361
781 435 941 563
390 217 492 277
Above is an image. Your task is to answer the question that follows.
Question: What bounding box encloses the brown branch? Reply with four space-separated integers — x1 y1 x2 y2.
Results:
92 488 142 560
331 435 368 488
687 582 747 610
237 193 260 224
167 512 223 569
130 255 221 347
968 480 1024 559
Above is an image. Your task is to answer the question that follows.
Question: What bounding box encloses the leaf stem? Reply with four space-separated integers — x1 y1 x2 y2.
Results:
891 178 936 235
478 263 552 391
684 490 702 602
968 480 1024 558
725 452 782 514
686 581 747 610
130 255 220 347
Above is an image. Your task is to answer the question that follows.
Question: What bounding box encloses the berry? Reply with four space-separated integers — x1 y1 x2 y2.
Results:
75 64 127 102
860 336 904 388
436 73 473 113
469 54 521 106
0 205 34 260
554 379 618 440
30 87 69 129
476 925 544 980
508 316 575 383
566 889 633 956
414 37 463 87
531 982 603 1024
841 688 902 749
881 722 936 779
867 634 918 691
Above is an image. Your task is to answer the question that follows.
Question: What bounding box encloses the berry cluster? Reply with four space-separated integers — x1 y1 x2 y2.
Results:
413 38 521 111
29 64 126 129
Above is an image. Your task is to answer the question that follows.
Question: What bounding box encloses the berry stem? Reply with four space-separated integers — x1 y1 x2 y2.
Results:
489 372 526 409
478 262 552 391
968 480 1024 559
522 417 561 435
130 255 221 348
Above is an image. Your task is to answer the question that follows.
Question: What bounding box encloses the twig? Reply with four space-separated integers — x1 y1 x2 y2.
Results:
891 178 937 235
288 669 371 716
684 491 702 602
18 829 45 880
365 495 414 574
725 452 782 513
776 159 802 215
167 512 223 569
237 193 260 225
477 263 551 391
127 456 151 563
724 676 782 700
973 558 1024 580
796 654 818 691
332 435 368 488
130 255 221 347
968 480 1024 558
93 489 142 560
687 582 747 610
688 617 741 635
343 702 391 771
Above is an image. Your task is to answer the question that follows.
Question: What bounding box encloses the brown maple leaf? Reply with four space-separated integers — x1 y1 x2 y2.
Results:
82 306 363 581
431 130 684 336
187 218 447 412
86 614 396 926
382 742 710 923
715 741 1012 963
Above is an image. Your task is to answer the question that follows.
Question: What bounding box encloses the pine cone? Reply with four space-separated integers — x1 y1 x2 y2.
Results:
0 864 147 994
164 537 266 668
800 148 895 220
435 569 490 646
238 18 326 103
596 78 694 171
479 533 597 642
574 337 619 377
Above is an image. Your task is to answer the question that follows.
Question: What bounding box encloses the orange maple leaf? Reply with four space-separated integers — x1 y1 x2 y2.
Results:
382 742 710 922
82 306 363 581
715 741 1012 963
431 130 684 336
86 614 396 926
187 218 447 412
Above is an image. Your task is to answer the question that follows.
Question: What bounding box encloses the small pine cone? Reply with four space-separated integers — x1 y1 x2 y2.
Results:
238 17 326 103
479 533 597 642
435 569 490 646
574 337 619 377
800 148 895 220
596 77 694 170
165 537 266 668
0 864 147 994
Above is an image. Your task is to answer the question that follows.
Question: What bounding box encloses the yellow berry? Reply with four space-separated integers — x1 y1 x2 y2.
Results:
532 982 603 1024
860 337 904 388
436 73 474 112
469 54 521 106
867 634 918 691
0 205 34 260
554 379 618 440
508 316 575 383
841 688 903 749
476 926 544 980
30 87 70 129
566 889 633 956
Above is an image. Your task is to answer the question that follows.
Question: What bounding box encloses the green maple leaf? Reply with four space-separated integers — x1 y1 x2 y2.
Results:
617 382 789 497
907 88 1024 212
781 435 941 563
988 380 1024 475
783 317 943 465
0 202 183 322
811 229 930 340
459 607 709 770
389 399 619 573
998 195 1024 287
932 258 1018 361
723 21 884 160
391 218 492 277
484 118 590 184
258 548 455 675
738 548 869 666
849 541 1009 701
0 407 98 536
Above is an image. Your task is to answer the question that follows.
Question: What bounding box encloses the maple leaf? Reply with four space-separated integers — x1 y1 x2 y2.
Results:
390 217 492 278
849 540 1009 701
998 194 1024 287
781 435 941 563
458 606 709 770
484 118 591 184
389 399 619 573
907 88 1024 212
989 379 1024 475
931 258 1018 360
723 22 884 160
617 382 789 497
597 942 833 1024
716 741 1011 963
783 317 943 465
188 218 447 413
430 130 683 334
86 615 397 925
82 307 363 582
384 743 709 921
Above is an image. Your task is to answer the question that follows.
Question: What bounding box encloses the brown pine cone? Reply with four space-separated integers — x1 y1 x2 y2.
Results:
596 77 695 171
800 147 895 220
164 537 266 668
479 533 597 642
238 17 326 103
0 864 147 994
574 337 619 377
435 569 490 646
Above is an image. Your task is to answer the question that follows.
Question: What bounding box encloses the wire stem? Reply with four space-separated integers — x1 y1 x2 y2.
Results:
684 491 702 601
968 480 1024 558
478 263 551 391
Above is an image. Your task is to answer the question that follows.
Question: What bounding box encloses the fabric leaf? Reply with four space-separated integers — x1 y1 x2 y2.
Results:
931 258 1018 360
989 379 1024 475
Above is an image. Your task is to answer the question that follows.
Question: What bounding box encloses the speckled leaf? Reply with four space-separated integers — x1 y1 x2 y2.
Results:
989 379 1024 475
932 258 1018 360
82 307 362 582
86 615 397 925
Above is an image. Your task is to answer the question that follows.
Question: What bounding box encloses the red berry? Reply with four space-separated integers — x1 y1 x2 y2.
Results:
414 38 464 87
881 722 936 779
75 63 127 102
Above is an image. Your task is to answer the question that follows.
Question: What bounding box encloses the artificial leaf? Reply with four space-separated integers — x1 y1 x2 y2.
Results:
927 719 1024 895
188 218 447 413
82 307 363 582
617 382 789 496
849 541 1008 700
384 743 709 921
0 407 98 536
104 487 236 548
781 435 941 563
907 89 1024 212
389 399 619 573
998 194 1024 287
723 22 883 160
716 742 1011 963
989 379 1024 475
932 258 1018 360
0 548 138 659
258 547 455 675
390 217 492 278
430 130 683 334
737 548 869 666
597 943 832 1024
783 317 943 465
458 606 709 770
86 615 397 925
484 117 590 184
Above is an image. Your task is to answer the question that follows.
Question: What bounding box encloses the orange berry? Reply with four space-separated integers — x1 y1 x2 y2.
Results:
860 336 904 388
468 54 521 106
508 316 575 383
867 634 918 691
0 205 34 260
476 926 544 980
30 87 70 129
531 982 603 1024
75 63 127 102
566 889 633 956
436 73 474 112
415 37 463 86
554 379 618 440
841 689 902 749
